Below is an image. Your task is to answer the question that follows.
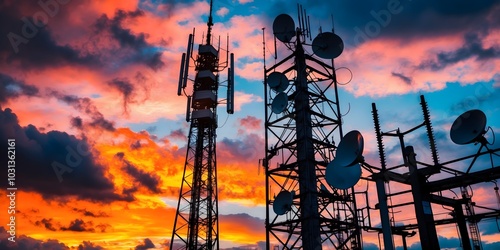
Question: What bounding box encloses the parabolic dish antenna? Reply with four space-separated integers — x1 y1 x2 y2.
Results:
273 14 296 43
271 92 288 114
325 160 361 190
335 130 364 168
273 190 293 215
450 109 487 145
312 32 344 59
267 72 289 92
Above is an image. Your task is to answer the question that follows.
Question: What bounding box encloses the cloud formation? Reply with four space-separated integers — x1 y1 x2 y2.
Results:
0 108 131 203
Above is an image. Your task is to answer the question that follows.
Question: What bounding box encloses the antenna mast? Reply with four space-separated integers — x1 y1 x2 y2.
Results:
264 6 361 249
171 0 235 248
206 0 213 45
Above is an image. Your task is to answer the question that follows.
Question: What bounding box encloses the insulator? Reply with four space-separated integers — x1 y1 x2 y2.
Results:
372 103 387 170
420 95 439 165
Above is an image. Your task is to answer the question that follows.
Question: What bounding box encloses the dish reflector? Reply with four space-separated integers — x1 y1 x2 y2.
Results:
335 130 364 168
450 109 487 145
312 32 344 59
273 190 293 215
271 92 288 114
267 72 289 92
273 14 296 43
325 160 361 190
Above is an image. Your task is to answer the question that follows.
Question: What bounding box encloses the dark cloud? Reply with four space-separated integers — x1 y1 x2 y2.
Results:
219 134 263 161
0 1 100 70
95 10 146 48
146 126 157 133
107 77 134 112
72 208 109 218
262 0 499 47
168 128 187 141
60 219 95 232
131 140 142 149
106 72 153 115
50 91 115 131
34 218 59 231
77 241 105 250
0 73 39 104
0 2 165 73
95 223 112 233
71 116 84 129
219 213 265 237
0 226 69 250
0 108 132 203
391 72 412 85
419 33 500 71
0 226 105 250
115 151 125 159
115 152 162 193
123 160 162 193
135 238 155 250
92 9 165 70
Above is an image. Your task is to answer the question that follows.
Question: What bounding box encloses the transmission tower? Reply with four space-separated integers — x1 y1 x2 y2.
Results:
263 8 362 249
170 0 234 249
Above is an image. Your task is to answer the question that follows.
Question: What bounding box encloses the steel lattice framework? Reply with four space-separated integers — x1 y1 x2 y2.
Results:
263 32 362 249
170 0 234 248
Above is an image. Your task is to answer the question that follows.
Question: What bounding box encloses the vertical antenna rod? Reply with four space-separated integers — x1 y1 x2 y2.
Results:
206 0 214 45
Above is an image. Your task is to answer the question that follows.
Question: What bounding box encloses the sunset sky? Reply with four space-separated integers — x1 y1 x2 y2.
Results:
0 0 499 249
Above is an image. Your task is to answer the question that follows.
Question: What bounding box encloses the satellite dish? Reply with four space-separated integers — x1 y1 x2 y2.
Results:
267 72 289 92
273 14 296 43
450 109 487 145
335 130 364 167
325 160 361 190
312 32 344 59
273 190 293 215
271 92 288 114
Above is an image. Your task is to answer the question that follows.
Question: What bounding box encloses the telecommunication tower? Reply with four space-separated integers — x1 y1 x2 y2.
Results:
170 0 235 248
263 8 363 249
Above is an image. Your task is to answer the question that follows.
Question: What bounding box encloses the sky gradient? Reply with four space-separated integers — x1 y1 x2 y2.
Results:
0 0 499 249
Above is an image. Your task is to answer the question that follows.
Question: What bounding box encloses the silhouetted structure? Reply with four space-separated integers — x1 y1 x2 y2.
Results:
170 0 234 249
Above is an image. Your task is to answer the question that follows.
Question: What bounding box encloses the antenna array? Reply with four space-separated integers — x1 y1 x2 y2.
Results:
263 6 362 249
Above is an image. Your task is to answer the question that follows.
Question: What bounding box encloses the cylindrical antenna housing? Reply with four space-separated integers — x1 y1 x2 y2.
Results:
227 53 235 114
183 34 193 88
178 53 186 96
186 95 192 122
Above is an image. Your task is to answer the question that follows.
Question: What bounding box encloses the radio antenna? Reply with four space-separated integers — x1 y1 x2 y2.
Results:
206 0 214 45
